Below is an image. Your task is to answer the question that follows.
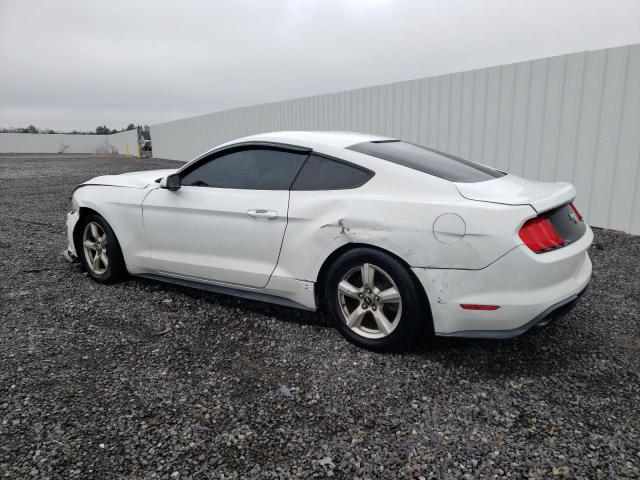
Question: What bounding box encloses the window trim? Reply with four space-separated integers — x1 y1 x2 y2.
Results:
177 141 375 192
347 140 505 183
177 141 312 179
177 142 312 191
290 152 375 191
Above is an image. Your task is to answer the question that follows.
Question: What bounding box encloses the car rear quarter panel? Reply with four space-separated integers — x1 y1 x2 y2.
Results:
274 152 537 283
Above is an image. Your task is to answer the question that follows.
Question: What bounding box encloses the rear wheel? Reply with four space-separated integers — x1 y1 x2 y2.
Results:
79 214 127 283
324 248 426 351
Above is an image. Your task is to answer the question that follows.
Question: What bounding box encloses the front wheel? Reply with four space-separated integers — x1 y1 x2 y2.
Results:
78 214 127 283
324 248 427 351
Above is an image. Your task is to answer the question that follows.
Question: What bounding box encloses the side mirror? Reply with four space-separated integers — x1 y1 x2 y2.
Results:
160 174 181 191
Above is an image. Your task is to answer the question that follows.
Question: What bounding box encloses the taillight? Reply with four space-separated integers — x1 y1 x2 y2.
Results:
569 202 583 221
519 216 565 253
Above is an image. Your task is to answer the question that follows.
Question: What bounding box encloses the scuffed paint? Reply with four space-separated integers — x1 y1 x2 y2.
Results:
431 273 450 305
319 218 428 265
320 219 351 239
321 218 394 236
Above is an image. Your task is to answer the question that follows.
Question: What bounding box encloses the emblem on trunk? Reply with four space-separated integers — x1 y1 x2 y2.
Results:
568 211 579 224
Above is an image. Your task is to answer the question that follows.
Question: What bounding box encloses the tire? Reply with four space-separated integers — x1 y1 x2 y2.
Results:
323 247 426 351
78 214 127 283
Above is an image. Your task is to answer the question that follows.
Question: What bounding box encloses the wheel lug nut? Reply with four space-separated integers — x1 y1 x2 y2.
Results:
358 293 363 298
362 304 368 309
372 305 377 311
367 289 372 293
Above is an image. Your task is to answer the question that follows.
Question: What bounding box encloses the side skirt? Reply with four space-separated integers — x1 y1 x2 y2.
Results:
136 273 316 311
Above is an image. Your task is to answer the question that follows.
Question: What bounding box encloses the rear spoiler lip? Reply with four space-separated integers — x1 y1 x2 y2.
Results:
529 183 577 214
454 175 577 214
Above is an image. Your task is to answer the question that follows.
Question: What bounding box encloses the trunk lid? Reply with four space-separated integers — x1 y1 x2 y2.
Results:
454 174 576 213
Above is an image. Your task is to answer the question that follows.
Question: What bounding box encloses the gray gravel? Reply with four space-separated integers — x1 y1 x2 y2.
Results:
1 154 639 479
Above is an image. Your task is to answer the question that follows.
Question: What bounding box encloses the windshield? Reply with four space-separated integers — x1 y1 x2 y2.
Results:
347 140 505 183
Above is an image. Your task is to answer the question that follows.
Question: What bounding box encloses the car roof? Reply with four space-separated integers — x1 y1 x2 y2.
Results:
226 131 397 149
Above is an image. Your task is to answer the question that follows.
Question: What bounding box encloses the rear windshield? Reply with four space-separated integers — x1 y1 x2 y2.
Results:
348 140 505 183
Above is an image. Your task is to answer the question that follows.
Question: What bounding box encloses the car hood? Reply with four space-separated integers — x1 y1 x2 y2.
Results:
455 174 576 213
81 169 177 189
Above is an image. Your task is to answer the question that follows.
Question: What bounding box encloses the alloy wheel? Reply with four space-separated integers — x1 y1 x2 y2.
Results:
83 221 109 275
337 262 403 339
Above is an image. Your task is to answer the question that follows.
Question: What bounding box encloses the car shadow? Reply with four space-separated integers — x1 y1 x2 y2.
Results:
399 318 592 380
135 276 592 379
136 276 334 329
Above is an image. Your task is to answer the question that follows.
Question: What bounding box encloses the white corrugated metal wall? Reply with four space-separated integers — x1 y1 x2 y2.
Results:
0 133 110 153
151 44 640 234
108 130 140 156
0 130 141 156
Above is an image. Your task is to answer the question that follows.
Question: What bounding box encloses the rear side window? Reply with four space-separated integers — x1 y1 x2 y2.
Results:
348 141 505 183
292 154 373 190
181 148 307 190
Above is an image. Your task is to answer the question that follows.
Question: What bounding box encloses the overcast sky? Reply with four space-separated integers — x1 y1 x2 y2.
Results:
1 0 639 131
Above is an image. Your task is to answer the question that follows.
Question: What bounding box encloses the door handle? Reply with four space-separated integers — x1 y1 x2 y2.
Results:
246 209 278 219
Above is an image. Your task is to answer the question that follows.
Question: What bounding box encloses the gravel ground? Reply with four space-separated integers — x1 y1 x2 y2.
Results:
0 154 638 479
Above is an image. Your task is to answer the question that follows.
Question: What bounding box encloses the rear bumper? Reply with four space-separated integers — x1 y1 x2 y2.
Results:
437 283 589 339
414 226 593 338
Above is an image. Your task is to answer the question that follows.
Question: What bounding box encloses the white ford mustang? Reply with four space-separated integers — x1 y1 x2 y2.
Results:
66 131 592 350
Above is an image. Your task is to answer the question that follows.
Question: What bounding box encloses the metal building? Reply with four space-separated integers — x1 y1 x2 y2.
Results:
150 44 640 234
0 129 140 156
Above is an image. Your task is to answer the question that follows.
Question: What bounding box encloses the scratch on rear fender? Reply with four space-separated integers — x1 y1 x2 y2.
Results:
321 219 351 239
430 273 452 305
319 218 430 265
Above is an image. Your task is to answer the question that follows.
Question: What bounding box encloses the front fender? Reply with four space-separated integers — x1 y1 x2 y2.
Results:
72 186 151 266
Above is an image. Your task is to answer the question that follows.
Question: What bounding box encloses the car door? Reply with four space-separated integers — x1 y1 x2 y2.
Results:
142 146 308 288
